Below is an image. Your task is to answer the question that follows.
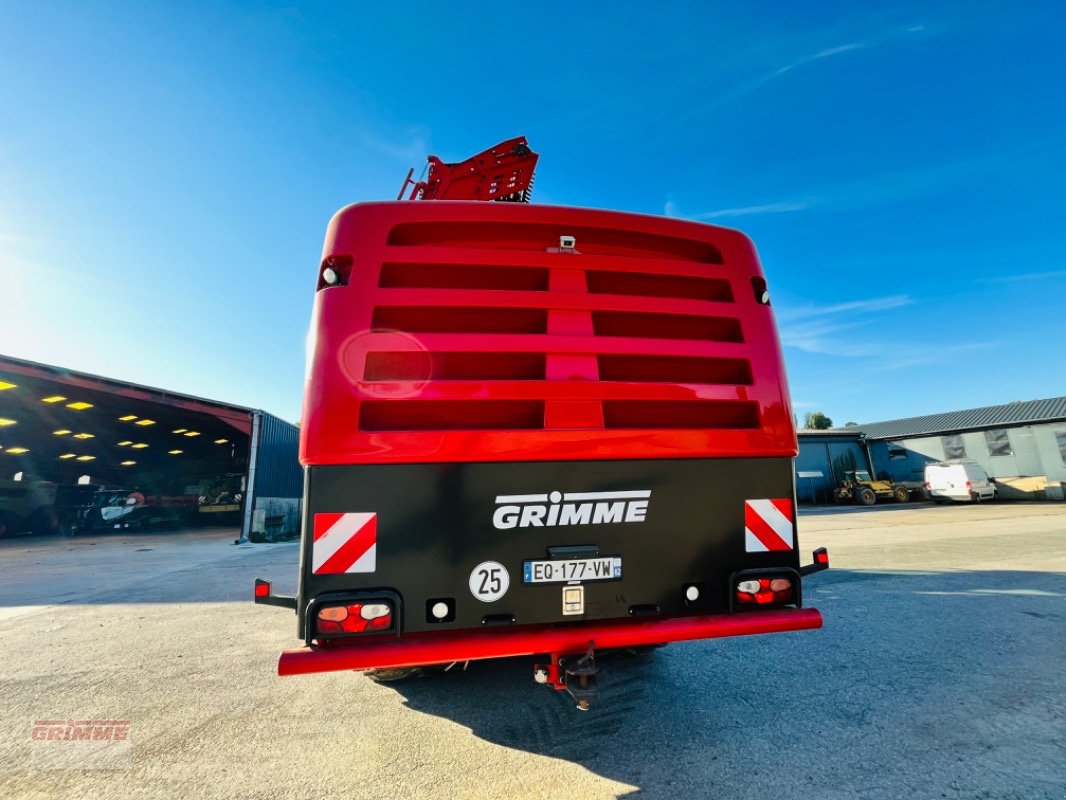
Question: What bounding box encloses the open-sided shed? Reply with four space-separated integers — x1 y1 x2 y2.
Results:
0 354 299 541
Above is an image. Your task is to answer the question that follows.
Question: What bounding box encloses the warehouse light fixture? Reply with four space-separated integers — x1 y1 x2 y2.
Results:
0 418 16 427
118 415 138 421
117 440 133 446
6 447 30 454
183 431 200 437
135 419 156 426
172 428 188 434
42 395 67 403
53 429 73 436
131 443 149 449
76 455 96 462
0 381 16 391
66 401 93 410
214 438 228 444
59 453 77 460
73 433 95 440
121 460 136 466
168 449 183 455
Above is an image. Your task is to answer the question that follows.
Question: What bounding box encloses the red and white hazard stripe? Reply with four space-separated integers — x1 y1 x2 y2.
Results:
744 498 794 552
312 513 377 574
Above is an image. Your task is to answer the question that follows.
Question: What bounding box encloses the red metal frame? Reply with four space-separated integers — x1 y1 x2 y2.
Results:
401 136 539 202
278 608 822 676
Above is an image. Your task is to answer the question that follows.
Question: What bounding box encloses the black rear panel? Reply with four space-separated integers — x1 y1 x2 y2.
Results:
299 457 798 637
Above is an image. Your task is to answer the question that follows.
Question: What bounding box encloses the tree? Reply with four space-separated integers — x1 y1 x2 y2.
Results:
845 421 858 427
803 411 833 430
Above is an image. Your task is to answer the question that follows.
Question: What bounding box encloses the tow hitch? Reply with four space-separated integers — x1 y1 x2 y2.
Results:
533 641 599 710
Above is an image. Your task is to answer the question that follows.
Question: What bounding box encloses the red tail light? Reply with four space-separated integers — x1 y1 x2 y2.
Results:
315 602 394 636
736 577 793 606
966 480 972 491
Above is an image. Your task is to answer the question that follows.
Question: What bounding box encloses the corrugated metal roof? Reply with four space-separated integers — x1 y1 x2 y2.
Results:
1 352 252 416
854 396 1066 440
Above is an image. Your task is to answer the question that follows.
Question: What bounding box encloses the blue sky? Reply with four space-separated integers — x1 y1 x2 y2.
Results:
1 1 1063 426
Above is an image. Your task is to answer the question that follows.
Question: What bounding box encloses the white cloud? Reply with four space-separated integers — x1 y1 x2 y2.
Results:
776 295 912 322
685 149 1020 227
772 41 867 79
979 269 1066 284
871 341 1000 372
678 23 928 118
776 294 909 356
691 201 810 220
777 293 999 369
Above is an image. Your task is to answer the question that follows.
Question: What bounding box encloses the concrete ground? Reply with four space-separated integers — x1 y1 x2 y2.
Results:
0 503 1063 799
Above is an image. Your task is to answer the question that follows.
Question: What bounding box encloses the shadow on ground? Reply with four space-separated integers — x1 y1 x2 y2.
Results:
374 568 1065 799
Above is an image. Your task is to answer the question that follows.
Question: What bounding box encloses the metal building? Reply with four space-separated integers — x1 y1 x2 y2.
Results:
0 354 300 541
795 430 870 503
852 397 1066 499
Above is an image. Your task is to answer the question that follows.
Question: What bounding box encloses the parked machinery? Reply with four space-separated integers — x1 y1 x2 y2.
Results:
835 470 910 505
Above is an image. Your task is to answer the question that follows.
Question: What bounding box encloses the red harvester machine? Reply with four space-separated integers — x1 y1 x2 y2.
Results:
255 137 828 709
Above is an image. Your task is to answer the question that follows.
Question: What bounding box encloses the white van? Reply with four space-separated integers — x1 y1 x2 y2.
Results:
924 461 997 503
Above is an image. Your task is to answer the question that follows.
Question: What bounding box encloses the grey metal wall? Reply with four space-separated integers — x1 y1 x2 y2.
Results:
869 442 939 483
252 411 302 497
869 422 1066 483
243 411 302 541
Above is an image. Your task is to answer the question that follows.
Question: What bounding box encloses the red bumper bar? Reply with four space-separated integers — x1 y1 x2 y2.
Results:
278 607 823 676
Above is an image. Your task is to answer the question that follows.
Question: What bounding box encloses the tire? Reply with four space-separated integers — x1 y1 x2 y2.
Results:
859 487 877 506
971 492 982 504
892 485 909 503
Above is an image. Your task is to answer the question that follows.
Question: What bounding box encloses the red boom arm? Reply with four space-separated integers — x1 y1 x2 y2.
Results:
398 136 539 202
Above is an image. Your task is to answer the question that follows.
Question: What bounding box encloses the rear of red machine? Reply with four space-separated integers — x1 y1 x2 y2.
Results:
256 137 827 709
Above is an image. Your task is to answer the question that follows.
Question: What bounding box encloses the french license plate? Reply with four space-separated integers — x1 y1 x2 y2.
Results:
523 557 622 584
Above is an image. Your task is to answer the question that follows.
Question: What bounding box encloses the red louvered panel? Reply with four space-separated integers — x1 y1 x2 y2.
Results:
301 201 796 465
